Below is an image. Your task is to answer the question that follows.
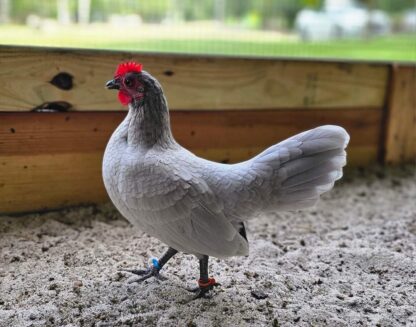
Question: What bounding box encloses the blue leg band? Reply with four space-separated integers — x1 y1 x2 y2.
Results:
150 257 160 270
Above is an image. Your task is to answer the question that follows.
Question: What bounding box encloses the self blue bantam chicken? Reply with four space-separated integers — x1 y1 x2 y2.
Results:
103 61 349 299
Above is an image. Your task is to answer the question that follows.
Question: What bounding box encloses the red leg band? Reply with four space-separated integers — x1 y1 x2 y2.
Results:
198 277 216 288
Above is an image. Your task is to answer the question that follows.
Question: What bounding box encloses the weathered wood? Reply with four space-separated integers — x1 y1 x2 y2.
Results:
0 45 388 111
0 153 107 213
384 65 416 164
0 112 120 155
0 109 381 213
0 109 380 156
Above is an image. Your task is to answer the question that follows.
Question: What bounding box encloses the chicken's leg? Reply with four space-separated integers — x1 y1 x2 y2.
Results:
122 247 178 283
188 255 220 299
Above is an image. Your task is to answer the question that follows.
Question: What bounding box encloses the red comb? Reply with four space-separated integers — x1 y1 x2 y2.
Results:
115 61 143 77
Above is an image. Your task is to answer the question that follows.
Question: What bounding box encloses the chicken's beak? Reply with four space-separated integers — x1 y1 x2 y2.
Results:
105 79 119 90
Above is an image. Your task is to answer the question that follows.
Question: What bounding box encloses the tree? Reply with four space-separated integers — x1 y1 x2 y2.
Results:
57 0 71 25
78 0 90 24
214 0 225 23
0 0 10 24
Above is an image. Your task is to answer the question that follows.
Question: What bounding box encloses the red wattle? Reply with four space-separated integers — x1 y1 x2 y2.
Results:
118 91 131 106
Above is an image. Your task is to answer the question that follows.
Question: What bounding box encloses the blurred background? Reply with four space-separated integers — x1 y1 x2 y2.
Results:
0 0 415 61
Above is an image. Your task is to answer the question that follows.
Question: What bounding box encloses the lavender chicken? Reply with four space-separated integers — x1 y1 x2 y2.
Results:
103 61 349 299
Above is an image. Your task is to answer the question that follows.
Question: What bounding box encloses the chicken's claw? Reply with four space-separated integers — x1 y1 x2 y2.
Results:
120 257 166 283
184 278 220 301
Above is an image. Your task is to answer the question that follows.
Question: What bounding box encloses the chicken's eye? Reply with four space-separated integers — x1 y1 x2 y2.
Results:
124 77 133 87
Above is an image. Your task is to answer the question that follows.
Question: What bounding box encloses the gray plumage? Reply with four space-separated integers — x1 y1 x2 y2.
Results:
103 70 349 259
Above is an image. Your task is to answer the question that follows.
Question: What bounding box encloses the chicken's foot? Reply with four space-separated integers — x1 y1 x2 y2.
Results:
120 247 178 283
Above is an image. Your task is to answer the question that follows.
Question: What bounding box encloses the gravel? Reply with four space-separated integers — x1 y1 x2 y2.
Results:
0 166 415 327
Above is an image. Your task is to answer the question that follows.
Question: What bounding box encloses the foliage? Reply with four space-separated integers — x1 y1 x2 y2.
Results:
91 0 171 22
358 0 413 13
10 0 78 22
4 0 416 25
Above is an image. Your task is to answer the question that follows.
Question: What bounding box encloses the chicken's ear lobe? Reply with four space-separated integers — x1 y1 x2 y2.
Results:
118 91 131 106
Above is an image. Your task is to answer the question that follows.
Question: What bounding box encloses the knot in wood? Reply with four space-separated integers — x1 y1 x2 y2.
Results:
50 72 73 90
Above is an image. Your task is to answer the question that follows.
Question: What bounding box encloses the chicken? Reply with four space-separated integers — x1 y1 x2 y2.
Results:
103 61 349 298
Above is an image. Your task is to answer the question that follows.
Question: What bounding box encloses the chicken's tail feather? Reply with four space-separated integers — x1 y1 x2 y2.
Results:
253 125 349 212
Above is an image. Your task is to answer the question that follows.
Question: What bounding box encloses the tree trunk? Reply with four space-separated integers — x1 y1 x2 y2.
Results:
57 0 71 25
214 0 225 24
78 0 91 24
0 0 10 24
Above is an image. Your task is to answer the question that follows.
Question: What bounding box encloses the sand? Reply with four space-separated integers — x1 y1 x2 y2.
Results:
0 166 415 327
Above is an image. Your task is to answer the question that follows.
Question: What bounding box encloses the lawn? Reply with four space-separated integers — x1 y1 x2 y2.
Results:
108 36 416 61
0 24 414 62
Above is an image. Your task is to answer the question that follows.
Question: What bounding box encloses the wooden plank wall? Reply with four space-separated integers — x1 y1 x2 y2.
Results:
0 46 387 111
0 109 381 213
384 65 416 164
0 45 412 213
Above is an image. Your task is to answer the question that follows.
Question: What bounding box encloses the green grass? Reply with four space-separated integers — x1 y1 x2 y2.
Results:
102 36 416 61
0 25 415 62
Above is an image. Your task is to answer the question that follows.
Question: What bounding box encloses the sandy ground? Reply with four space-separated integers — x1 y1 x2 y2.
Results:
0 166 415 327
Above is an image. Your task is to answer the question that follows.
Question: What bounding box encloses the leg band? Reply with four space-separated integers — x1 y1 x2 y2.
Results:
149 257 160 270
198 277 216 288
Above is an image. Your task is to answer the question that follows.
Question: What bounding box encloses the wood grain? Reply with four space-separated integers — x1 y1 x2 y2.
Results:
0 109 381 155
0 45 388 111
385 65 416 164
1 109 381 213
0 153 107 213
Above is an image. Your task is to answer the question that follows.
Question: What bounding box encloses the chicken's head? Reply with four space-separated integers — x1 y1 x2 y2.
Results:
106 61 146 106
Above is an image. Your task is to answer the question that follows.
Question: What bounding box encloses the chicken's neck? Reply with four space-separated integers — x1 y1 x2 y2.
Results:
127 91 174 149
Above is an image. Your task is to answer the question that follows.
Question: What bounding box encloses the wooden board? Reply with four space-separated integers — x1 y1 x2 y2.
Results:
384 65 416 164
0 109 381 213
0 110 381 156
0 45 388 111
0 153 107 213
